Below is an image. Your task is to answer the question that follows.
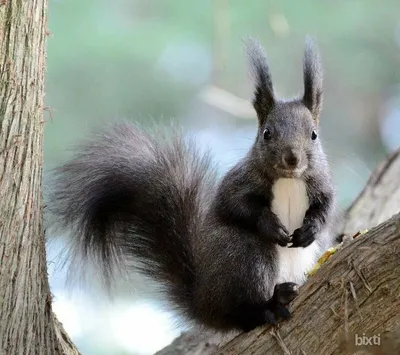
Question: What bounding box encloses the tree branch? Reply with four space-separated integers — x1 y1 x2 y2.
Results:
342 149 400 236
220 212 400 354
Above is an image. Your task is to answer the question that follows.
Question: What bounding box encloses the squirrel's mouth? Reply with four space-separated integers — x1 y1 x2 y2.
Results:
274 165 307 178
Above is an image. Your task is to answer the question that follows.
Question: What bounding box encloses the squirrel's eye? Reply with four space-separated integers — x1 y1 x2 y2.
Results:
311 130 317 140
263 128 272 140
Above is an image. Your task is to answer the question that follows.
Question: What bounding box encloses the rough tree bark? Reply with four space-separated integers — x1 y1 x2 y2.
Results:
158 149 400 355
0 1 79 354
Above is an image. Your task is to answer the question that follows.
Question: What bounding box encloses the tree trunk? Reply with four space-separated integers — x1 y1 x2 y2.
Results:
0 1 79 354
158 148 400 355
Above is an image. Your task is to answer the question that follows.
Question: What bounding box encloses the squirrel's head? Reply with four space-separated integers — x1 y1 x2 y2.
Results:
246 37 324 179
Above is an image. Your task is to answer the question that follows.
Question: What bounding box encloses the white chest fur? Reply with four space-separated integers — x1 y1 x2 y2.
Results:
271 178 320 285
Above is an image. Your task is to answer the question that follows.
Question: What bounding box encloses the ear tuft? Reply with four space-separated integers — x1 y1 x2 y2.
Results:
303 36 323 124
244 37 275 123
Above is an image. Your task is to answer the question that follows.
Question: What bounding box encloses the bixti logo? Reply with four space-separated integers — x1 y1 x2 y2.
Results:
354 333 381 347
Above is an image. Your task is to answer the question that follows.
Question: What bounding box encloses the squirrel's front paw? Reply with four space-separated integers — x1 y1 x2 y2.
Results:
289 222 317 248
273 225 292 247
258 215 291 246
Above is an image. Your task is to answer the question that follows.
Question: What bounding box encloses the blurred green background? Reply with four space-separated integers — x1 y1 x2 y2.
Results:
45 0 400 354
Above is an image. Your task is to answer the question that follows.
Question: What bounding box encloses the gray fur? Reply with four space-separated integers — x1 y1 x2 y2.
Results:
244 37 275 119
303 36 323 123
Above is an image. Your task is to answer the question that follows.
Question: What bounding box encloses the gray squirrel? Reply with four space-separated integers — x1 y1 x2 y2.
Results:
49 36 336 333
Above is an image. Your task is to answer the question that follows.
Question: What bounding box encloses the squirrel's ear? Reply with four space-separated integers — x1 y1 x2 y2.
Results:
244 37 275 124
303 36 323 124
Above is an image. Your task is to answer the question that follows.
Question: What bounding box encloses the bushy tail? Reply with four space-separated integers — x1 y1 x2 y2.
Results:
48 121 216 315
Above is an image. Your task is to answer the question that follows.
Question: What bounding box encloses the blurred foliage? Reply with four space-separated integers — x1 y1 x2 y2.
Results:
45 0 400 205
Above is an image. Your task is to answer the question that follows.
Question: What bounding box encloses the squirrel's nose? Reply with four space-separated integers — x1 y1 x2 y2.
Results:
282 149 300 169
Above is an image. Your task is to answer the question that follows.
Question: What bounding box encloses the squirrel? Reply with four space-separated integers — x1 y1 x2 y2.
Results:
49 36 336 334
